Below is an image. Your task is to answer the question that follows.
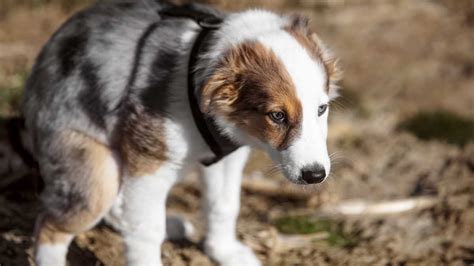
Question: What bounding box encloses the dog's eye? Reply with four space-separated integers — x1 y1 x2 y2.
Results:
269 111 286 124
318 104 328 116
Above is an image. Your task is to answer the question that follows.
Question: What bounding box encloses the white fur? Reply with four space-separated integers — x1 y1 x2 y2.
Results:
120 164 180 266
211 10 286 56
36 237 73 266
200 146 260 266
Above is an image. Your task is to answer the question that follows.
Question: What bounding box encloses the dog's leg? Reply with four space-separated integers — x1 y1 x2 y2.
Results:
200 146 261 266
34 131 120 266
120 163 179 266
34 214 75 266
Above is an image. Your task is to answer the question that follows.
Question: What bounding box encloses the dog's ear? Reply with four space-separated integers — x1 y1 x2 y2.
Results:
200 43 255 114
199 67 239 114
288 14 310 32
310 33 342 99
286 13 342 97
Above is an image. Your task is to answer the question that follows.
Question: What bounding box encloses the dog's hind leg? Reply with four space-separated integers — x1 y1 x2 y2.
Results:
34 131 120 266
200 146 261 266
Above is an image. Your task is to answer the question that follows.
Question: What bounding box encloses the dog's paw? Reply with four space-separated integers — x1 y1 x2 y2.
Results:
204 240 261 266
166 215 195 241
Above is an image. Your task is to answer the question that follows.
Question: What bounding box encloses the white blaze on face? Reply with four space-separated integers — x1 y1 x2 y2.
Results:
259 31 331 181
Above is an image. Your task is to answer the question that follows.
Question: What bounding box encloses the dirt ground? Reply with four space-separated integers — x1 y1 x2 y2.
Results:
0 0 473 265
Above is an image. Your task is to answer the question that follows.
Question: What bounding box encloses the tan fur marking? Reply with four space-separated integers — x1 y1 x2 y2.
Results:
36 214 71 245
36 130 120 244
121 104 167 177
202 42 302 150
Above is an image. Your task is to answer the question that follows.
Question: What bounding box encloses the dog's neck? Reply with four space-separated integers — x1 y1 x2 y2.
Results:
160 7 290 165
160 5 244 165
192 10 290 164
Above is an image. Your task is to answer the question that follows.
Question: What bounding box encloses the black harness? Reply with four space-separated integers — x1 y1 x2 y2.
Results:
159 5 241 166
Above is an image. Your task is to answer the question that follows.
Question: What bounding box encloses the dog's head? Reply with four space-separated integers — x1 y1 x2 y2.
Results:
199 11 341 184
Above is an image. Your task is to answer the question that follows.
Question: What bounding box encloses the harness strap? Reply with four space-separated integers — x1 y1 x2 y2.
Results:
159 5 241 166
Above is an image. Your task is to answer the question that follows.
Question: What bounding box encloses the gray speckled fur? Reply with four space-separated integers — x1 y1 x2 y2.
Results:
21 0 223 216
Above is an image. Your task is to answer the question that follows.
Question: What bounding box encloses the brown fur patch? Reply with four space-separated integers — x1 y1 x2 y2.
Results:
285 15 341 92
36 130 120 244
120 103 167 177
201 42 302 150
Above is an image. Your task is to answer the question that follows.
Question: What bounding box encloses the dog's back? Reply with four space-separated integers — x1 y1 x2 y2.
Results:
22 0 202 155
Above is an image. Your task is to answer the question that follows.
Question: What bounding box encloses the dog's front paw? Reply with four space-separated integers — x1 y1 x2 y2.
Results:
204 240 261 266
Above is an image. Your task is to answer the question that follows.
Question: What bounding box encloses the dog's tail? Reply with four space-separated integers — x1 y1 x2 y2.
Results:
0 116 39 188
4 117 37 168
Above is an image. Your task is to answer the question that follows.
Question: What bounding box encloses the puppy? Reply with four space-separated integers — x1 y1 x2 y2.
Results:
21 0 340 265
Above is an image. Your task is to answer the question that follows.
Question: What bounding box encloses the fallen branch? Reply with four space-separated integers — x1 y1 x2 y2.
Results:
321 196 437 216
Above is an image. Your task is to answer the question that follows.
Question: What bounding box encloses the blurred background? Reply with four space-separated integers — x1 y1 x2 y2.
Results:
0 0 473 265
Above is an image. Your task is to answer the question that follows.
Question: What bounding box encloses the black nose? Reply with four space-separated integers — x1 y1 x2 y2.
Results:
301 166 326 184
